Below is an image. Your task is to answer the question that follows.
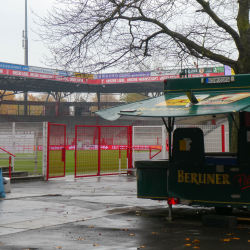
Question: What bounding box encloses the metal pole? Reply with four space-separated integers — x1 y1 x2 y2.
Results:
24 0 28 66
42 122 47 178
24 0 28 115
12 123 15 171
162 125 166 159
168 117 172 162
97 92 101 110
34 128 38 174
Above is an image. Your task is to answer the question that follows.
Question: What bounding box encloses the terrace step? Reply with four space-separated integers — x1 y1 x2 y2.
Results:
9 175 44 183
1 167 13 172
2 171 29 178
0 166 44 183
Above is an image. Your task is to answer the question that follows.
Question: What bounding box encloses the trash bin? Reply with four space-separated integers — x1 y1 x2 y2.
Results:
3 177 11 193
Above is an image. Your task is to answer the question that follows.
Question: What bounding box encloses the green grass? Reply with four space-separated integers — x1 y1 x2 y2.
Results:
0 150 130 176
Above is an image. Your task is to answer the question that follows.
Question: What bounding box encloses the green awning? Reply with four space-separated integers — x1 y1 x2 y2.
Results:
95 92 250 121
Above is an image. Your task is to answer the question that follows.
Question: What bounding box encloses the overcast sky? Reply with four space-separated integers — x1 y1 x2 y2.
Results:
0 0 55 68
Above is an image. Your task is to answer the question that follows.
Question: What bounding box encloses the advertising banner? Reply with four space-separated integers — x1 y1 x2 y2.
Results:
151 69 180 76
29 66 59 75
187 72 224 78
100 75 179 84
224 65 235 75
74 72 94 79
0 61 225 85
0 68 98 84
97 71 151 79
0 62 29 72
38 145 162 151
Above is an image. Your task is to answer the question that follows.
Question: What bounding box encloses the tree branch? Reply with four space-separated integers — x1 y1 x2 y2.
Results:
195 0 246 55
117 15 237 67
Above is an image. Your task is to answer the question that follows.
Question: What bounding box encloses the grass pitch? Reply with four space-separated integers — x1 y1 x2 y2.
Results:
0 150 131 176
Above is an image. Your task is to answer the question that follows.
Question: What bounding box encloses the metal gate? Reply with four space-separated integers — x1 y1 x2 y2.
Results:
47 122 66 180
133 125 167 166
75 125 132 178
0 122 47 175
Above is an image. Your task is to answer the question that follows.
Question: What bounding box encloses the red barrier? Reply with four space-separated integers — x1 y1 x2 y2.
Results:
75 125 132 178
47 123 66 180
0 147 16 180
39 144 161 151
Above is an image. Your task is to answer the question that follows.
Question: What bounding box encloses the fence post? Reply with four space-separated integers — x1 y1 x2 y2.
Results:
162 125 166 159
221 125 225 152
129 126 135 168
34 128 38 174
46 122 50 180
127 147 129 171
75 126 77 179
64 124 66 177
9 155 11 179
12 122 15 171
98 126 101 176
119 146 121 176
42 122 47 179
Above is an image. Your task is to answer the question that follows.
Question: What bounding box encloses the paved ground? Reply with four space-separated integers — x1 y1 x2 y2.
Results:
0 175 250 250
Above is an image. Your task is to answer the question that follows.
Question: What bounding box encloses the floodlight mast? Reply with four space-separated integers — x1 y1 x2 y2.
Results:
23 0 28 115
24 0 28 66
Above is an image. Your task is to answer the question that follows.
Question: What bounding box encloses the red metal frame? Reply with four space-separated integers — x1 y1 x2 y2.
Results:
46 122 50 181
75 125 132 178
98 126 101 176
149 146 162 159
0 147 16 179
74 126 77 178
47 122 66 180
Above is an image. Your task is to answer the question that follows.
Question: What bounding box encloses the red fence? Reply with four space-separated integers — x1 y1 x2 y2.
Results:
75 126 132 178
47 123 66 180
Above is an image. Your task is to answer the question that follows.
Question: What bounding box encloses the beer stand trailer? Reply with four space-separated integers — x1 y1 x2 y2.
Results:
95 74 250 218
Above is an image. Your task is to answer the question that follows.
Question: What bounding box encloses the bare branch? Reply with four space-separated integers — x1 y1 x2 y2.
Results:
36 0 250 74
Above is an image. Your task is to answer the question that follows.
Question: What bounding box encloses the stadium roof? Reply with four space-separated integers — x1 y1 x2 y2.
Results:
0 62 226 94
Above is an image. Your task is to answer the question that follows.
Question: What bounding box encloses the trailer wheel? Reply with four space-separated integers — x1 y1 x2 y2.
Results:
215 207 233 215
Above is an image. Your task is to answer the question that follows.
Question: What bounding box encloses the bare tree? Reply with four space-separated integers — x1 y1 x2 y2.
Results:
37 0 249 74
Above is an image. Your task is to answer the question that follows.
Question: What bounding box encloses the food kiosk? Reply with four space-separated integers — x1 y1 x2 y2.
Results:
96 74 250 216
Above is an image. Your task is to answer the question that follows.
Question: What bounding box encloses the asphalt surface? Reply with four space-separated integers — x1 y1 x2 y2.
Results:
0 175 250 250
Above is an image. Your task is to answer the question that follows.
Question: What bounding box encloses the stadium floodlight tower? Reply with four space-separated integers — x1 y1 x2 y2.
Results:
23 0 28 66
23 0 28 115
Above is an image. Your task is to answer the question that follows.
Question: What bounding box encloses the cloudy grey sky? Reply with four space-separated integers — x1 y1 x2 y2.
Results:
0 0 55 68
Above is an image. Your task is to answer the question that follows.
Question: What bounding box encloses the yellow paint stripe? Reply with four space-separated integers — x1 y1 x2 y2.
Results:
194 200 237 204
237 218 250 221
194 200 250 205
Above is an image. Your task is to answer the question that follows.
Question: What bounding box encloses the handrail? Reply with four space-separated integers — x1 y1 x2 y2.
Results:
118 145 162 175
0 147 16 157
0 147 16 180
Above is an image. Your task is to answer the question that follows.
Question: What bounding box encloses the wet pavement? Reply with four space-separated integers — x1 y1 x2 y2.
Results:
0 175 250 249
